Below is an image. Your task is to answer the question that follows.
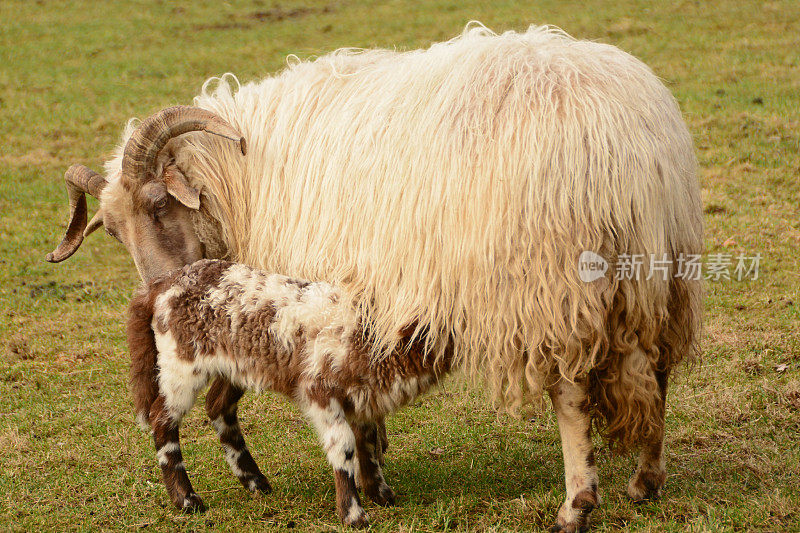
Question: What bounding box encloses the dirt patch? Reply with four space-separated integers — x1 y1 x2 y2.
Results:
193 21 252 31
740 357 764 376
193 4 337 32
26 280 107 302
0 426 30 453
7 335 34 361
249 6 313 21
1 148 61 169
704 204 727 215
605 18 651 37
784 381 800 411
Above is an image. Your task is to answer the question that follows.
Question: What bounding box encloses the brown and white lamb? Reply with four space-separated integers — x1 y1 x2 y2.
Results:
127 259 451 527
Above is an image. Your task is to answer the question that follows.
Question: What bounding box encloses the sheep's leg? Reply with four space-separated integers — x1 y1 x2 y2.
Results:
627 370 668 501
205 377 272 494
549 379 599 533
150 395 205 512
353 421 395 506
305 399 369 528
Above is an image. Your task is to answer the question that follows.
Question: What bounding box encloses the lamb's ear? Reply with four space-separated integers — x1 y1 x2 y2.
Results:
163 165 200 210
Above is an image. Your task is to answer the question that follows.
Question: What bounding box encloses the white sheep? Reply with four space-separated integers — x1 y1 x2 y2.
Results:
51 24 703 530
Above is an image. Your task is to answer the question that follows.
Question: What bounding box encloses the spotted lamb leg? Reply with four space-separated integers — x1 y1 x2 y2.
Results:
376 416 389 466
549 379 599 533
627 370 668 501
206 377 272 494
305 398 369 528
150 396 205 512
353 421 396 506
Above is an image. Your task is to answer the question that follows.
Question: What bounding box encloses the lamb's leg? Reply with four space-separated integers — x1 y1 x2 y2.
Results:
375 416 388 466
205 377 272 494
548 379 599 533
353 421 395 506
150 395 205 512
305 398 369 528
627 370 668 501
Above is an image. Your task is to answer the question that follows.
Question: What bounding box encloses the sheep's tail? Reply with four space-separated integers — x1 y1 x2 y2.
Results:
127 285 161 431
587 346 663 453
587 274 703 452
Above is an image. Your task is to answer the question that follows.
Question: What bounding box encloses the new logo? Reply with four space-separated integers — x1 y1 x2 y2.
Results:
578 251 608 282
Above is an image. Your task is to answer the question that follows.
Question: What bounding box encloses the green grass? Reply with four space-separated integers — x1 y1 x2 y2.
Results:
1 0 799 531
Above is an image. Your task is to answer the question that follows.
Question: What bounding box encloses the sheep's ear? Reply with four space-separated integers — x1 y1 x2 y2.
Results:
84 210 104 237
163 165 201 210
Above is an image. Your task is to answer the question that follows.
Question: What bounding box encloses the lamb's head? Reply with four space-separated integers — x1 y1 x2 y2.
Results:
46 106 246 283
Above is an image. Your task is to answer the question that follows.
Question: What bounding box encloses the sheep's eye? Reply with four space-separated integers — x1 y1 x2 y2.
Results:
151 196 169 218
105 229 121 243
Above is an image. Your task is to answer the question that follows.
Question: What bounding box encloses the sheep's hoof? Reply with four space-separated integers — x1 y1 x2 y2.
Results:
627 468 666 502
244 475 272 495
549 489 596 533
180 492 206 513
366 482 396 507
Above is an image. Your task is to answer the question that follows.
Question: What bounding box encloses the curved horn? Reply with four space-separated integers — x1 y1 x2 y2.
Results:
121 105 246 186
46 164 108 263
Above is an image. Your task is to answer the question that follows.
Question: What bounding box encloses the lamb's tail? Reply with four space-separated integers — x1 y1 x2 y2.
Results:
127 285 160 431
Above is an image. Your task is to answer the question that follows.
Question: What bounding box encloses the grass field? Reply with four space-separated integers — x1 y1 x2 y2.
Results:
1 0 799 531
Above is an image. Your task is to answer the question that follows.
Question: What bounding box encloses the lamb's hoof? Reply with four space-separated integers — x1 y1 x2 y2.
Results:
342 508 370 529
244 474 272 495
180 492 206 513
627 468 666 502
549 521 589 533
366 482 396 507
549 510 592 533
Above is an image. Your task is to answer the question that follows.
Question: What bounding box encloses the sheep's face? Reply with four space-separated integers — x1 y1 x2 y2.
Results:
46 105 244 281
101 177 204 283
